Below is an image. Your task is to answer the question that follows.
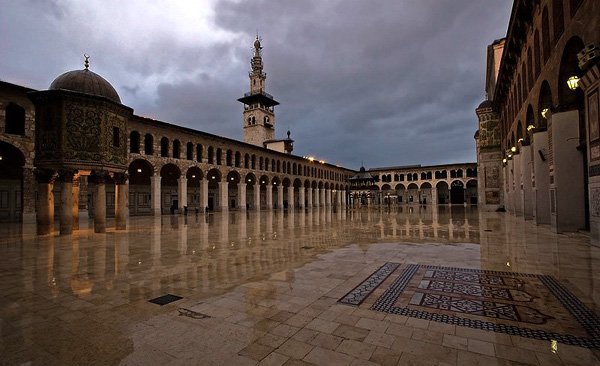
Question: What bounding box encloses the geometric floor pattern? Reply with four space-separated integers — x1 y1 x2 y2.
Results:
340 263 600 348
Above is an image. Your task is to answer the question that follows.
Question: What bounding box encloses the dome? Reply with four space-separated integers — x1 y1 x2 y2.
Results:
477 100 493 109
50 69 121 103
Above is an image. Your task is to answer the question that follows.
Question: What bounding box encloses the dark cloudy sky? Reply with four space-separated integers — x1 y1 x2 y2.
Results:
1 0 512 170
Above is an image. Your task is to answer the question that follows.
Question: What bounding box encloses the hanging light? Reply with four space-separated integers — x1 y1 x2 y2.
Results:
502 158 507 163
541 108 549 119
137 168 142 173
511 146 517 153
191 175 196 178
0 156 3 161
527 124 535 132
567 75 580 90
517 138 524 143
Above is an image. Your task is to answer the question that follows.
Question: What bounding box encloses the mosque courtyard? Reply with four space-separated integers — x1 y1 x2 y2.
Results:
1 207 599 366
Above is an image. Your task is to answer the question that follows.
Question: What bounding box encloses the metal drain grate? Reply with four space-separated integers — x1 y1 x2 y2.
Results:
149 294 183 306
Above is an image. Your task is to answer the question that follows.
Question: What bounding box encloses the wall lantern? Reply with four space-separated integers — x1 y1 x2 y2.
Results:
507 153 512 158
502 158 507 163
527 124 535 132
541 108 549 119
511 146 517 153
567 75 580 90
517 138 524 143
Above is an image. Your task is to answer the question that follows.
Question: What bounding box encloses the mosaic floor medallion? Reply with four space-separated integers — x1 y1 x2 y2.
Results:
339 263 600 348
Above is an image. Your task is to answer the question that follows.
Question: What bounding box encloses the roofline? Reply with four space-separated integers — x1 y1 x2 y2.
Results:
0 80 37 92
368 162 477 172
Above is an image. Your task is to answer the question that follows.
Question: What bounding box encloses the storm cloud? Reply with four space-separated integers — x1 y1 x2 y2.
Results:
0 0 512 169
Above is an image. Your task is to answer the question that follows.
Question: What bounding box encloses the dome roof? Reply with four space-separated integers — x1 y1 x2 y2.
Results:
50 69 121 103
477 100 493 109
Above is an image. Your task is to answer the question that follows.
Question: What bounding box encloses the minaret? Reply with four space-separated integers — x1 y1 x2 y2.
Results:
238 36 280 147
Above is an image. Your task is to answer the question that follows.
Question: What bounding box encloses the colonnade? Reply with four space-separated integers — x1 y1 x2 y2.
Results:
36 169 129 235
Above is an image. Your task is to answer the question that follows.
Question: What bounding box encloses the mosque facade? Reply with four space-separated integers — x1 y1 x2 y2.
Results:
475 0 600 236
0 37 478 235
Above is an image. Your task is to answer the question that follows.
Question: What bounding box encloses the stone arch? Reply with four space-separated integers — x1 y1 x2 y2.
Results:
245 172 257 209
420 182 432 204
450 180 465 205
129 131 141 153
542 6 551 62
160 163 181 213
259 175 269 209
0 141 25 221
436 181 449 205
538 80 553 129
557 36 585 110
227 170 241 209
128 159 153 215
206 168 222 211
186 166 203 210
466 179 478 205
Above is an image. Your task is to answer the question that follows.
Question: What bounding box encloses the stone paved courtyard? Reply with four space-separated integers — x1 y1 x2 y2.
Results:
1 206 600 365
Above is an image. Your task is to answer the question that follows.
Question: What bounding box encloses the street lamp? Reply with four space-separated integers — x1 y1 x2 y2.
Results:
567 75 580 90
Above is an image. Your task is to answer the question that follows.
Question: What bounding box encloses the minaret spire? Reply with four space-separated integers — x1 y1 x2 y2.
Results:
238 36 280 147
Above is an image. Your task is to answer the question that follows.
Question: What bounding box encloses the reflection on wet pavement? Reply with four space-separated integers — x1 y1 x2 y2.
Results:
1 206 599 365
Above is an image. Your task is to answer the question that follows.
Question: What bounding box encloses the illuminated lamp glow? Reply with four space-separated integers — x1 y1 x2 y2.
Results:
567 75 580 90
541 108 549 119
511 146 517 153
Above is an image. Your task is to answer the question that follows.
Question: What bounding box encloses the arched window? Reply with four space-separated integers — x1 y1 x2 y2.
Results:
527 49 533 90
427 172 432 180
226 150 232 166
421 172 427 180
129 131 140 153
196 144 203 162
216 148 222 165
272 160 276 172
277 160 281 173
534 30 541 78
173 139 180 159
186 142 193 160
542 7 550 62
5 103 25 135
208 146 214 164
160 137 169 157
244 153 249 169
394 174 399 182
144 134 154 155
265 158 269 171
252 155 256 169
552 0 564 44
235 151 241 167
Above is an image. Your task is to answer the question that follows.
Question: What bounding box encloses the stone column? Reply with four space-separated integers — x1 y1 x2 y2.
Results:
177 176 187 211
238 183 247 210
306 188 312 208
36 169 55 235
325 189 331 207
150 174 161 216
115 173 128 230
431 187 438 205
287 186 294 209
321 189 326 207
253 185 260 210
266 185 273 209
341 190 347 207
277 185 284 209
520 145 533 220
315 188 320 207
218 181 228 211
21 167 36 224
58 170 75 235
72 175 80 230
201 179 208 211
299 187 305 209
93 172 107 233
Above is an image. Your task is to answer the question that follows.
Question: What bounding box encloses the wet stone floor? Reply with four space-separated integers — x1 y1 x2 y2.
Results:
1 206 600 365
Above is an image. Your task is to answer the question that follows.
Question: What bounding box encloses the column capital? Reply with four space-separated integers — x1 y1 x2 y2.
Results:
90 170 108 184
57 169 76 183
35 168 56 184
114 172 128 185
